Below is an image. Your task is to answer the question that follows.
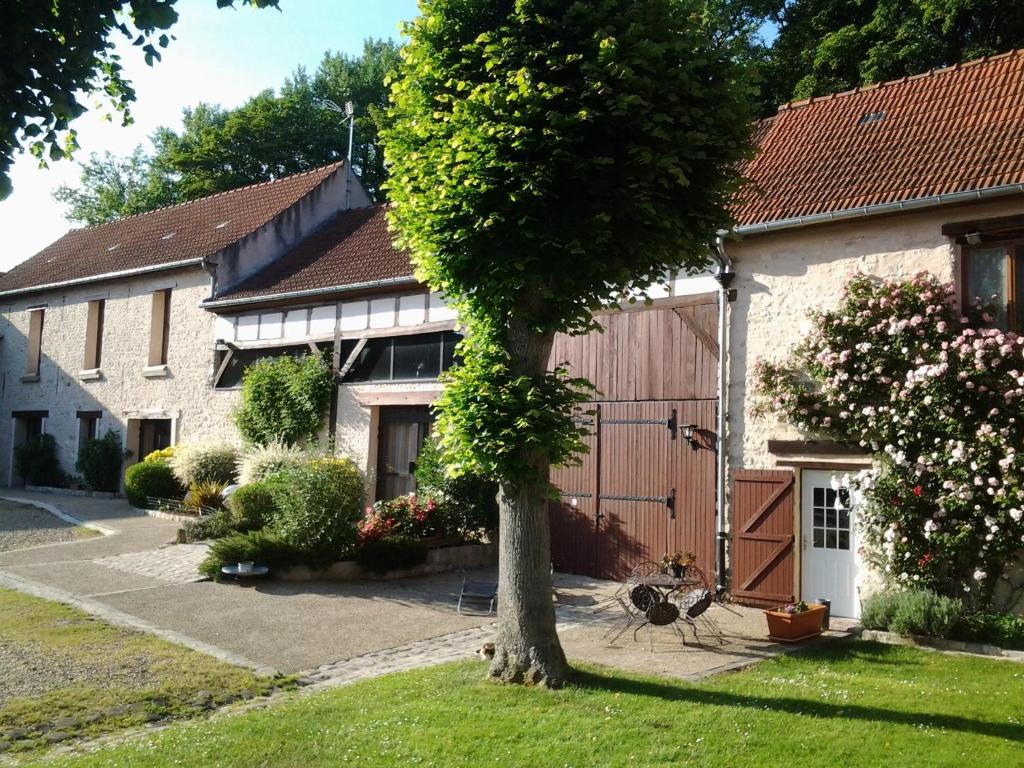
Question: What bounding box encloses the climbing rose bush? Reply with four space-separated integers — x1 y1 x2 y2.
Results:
754 273 1024 605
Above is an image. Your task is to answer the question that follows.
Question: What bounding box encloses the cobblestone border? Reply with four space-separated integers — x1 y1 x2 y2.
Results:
140 508 196 524
859 628 1024 661
0 495 117 537
24 485 119 500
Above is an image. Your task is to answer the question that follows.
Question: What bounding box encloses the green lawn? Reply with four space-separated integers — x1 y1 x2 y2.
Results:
41 642 1023 768
0 589 286 756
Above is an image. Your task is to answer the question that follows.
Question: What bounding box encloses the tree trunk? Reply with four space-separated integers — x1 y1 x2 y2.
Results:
488 317 568 688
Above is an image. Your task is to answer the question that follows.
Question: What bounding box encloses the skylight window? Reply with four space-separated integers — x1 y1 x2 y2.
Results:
215 220 231 229
858 110 886 126
161 231 176 240
106 243 121 251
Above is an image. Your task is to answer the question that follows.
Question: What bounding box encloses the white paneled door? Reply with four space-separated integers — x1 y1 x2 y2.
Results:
801 469 860 618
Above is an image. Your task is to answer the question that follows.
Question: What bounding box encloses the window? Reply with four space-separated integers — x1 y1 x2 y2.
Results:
25 308 44 377
213 344 314 389
148 289 172 366
77 411 101 456
345 331 461 383
963 243 1023 331
83 300 105 369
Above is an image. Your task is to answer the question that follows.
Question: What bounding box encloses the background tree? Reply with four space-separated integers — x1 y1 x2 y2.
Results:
0 0 278 199
755 0 1024 114
53 148 179 226
54 40 399 224
384 0 753 687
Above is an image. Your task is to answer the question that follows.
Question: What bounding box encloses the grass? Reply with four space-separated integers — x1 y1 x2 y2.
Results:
40 642 1024 768
0 588 288 756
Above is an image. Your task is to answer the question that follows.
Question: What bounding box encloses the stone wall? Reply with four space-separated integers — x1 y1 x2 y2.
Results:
0 266 240 485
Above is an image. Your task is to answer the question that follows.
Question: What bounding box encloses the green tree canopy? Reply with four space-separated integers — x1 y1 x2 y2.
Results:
383 0 754 687
0 0 278 199
54 39 399 224
755 0 1024 113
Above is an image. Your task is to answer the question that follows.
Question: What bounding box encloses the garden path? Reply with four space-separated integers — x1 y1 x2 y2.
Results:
0 492 853 687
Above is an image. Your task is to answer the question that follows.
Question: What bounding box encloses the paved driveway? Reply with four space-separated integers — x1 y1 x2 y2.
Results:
0 492 849 685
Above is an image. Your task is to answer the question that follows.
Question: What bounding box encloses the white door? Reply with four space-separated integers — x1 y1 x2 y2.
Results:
801 469 859 618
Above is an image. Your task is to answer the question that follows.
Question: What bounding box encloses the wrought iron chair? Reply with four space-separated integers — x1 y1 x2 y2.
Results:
674 565 726 645
602 561 663 644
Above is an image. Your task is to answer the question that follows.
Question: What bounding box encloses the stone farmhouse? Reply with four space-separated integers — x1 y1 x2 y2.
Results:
3 51 1024 618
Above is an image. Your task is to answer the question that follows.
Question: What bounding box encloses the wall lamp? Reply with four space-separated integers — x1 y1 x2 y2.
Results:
680 423 699 450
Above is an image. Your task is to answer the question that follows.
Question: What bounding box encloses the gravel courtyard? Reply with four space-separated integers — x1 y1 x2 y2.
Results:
0 498 96 552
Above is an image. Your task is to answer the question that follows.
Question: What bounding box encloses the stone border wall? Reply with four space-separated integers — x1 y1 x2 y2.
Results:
277 542 497 582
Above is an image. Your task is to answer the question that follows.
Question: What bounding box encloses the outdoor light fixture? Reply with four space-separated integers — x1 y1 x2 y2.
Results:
965 232 983 245
680 423 699 450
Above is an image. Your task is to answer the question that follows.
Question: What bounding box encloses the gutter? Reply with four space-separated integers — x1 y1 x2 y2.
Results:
199 275 419 310
735 183 1024 236
0 259 205 299
711 232 734 596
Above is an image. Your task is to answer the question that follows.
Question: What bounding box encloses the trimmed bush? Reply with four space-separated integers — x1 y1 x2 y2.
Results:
144 445 176 463
227 482 277 531
183 510 235 542
268 457 364 562
952 612 1024 650
861 589 962 639
124 460 183 508
414 436 498 540
169 442 238 487
14 434 64 487
234 353 333 446
199 530 299 581
237 440 307 485
183 481 227 514
355 535 428 574
75 429 125 492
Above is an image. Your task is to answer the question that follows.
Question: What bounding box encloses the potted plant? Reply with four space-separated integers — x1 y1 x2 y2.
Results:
661 551 696 579
764 600 827 642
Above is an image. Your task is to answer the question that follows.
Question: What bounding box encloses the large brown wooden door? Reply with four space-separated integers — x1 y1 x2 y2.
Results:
550 399 716 579
548 298 720 580
731 469 796 607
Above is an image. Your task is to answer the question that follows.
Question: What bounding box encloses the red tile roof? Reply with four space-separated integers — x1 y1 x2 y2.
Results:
210 205 413 303
0 161 345 296
733 50 1024 229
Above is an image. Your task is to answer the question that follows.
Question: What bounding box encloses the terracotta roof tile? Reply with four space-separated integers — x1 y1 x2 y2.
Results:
734 51 1024 228
213 205 413 301
0 161 345 296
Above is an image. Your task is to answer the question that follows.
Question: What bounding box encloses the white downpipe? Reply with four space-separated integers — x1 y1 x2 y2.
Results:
712 233 734 594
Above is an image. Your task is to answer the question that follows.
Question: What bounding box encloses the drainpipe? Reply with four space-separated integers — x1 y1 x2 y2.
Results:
711 232 734 596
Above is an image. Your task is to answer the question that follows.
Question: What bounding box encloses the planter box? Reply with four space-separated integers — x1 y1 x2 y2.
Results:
278 542 497 582
765 604 827 642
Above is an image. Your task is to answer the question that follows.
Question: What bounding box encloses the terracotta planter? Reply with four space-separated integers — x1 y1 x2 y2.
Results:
764 604 827 642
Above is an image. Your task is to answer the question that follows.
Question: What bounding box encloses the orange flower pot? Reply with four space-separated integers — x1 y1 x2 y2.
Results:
764 603 826 642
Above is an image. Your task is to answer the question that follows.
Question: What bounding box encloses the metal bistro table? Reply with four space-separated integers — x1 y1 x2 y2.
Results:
606 568 722 648
221 563 270 584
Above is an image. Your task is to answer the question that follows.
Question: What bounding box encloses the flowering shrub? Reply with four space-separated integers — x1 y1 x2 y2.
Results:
358 494 446 544
754 273 1024 606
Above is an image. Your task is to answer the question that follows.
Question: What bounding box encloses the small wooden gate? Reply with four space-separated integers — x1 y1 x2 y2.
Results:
731 469 796 607
547 298 719 580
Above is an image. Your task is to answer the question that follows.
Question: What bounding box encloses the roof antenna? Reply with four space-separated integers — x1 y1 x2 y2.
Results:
319 99 357 209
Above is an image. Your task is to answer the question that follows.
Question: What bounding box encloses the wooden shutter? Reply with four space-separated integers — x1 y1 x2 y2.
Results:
26 309 44 376
83 300 105 369
731 469 795 607
148 290 171 366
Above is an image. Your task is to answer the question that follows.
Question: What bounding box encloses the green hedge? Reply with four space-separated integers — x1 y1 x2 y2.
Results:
124 460 183 508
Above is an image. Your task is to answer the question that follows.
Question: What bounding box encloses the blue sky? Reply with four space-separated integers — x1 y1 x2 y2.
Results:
0 0 419 271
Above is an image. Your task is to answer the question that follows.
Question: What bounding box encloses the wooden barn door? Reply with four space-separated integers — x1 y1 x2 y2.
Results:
731 470 796 607
548 297 719 580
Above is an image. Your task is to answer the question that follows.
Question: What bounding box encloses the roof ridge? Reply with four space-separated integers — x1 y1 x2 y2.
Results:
74 159 346 231
774 48 1024 114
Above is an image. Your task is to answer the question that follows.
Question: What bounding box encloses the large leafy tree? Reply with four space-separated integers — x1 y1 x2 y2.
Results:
54 40 399 224
756 0 1024 113
384 0 753 687
0 0 278 198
